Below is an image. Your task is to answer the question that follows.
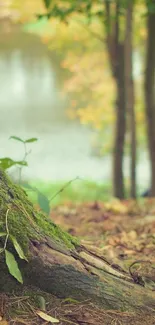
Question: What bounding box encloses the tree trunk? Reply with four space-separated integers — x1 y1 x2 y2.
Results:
105 0 126 199
124 1 136 198
0 169 155 312
113 44 126 199
144 8 155 196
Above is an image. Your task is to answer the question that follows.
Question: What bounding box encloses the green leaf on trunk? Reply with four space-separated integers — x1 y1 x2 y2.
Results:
0 232 6 237
5 249 23 284
37 192 50 215
10 236 28 261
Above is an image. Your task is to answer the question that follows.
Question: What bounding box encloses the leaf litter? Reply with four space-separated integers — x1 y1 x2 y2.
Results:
2 198 155 324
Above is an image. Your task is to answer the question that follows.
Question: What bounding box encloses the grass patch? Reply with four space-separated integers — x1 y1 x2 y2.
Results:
21 177 146 210
22 179 113 207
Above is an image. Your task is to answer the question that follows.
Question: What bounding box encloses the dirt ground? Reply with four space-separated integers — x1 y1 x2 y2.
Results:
51 199 155 277
2 289 155 325
1 198 155 324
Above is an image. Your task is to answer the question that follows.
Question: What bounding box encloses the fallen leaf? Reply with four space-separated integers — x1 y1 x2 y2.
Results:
36 310 59 323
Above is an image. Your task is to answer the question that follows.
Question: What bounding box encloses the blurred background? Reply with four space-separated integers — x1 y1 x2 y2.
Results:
0 0 154 204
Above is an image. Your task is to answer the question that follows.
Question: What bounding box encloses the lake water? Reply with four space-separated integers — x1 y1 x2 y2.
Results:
0 30 150 187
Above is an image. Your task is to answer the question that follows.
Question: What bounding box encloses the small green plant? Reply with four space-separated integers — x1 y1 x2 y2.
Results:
0 135 52 215
0 136 82 216
0 209 28 284
0 157 27 170
0 136 38 183
9 136 38 183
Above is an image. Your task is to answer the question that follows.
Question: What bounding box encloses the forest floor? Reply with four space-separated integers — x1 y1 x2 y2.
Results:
2 198 155 325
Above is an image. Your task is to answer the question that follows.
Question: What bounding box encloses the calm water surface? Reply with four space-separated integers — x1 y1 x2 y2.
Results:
0 31 150 186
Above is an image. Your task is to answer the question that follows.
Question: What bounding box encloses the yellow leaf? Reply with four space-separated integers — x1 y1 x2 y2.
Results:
36 310 59 323
105 200 128 214
0 320 8 325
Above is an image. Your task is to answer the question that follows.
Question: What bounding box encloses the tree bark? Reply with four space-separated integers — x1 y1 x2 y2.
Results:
113 44 126 199
124 1 136 198
0 169 155 312
144 8 155 196
105 0 126 199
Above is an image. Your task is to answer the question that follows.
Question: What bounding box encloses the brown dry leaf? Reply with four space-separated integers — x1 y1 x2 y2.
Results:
128 230 137 241
36 310 59 323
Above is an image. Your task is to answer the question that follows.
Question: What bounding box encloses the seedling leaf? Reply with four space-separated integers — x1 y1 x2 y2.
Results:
5 249 23 283
10 235 28 261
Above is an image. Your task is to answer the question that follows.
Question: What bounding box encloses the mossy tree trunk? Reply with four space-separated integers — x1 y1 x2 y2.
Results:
0 169 155 312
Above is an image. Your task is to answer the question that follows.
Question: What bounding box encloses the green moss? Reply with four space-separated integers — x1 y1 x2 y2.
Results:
31 210 79 249
0 169 79 256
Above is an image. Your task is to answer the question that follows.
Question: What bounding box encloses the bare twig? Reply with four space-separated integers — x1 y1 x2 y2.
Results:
60 318 79 325
50 176 81 202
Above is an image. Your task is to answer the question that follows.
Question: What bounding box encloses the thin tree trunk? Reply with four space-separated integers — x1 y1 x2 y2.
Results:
124 1 136 198
114 44 126 199
144 8 155 196
105 0 126 199
0 169 155 312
